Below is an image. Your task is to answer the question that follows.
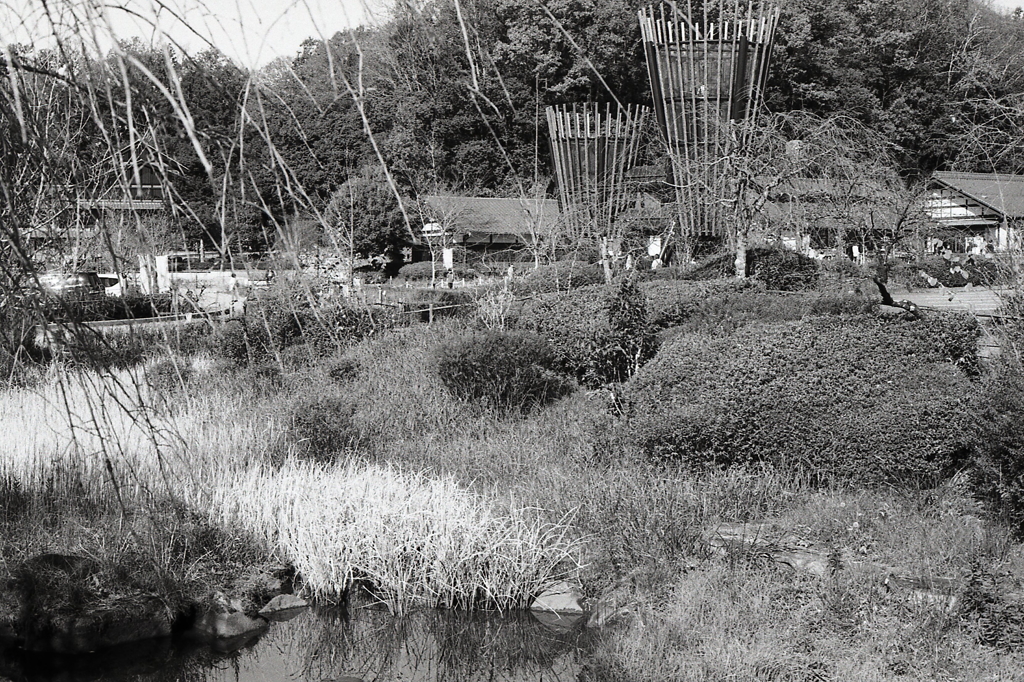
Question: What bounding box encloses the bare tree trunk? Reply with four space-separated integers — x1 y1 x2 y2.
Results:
734 229 747 279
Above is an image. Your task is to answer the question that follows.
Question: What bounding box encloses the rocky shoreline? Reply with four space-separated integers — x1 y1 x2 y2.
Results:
0 554 307 657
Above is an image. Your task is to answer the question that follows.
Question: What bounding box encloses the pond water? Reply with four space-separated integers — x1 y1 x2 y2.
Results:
0 606 596 682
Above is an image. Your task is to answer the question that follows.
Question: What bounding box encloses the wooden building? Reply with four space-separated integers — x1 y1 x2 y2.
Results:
419 196 561 263
926 172 1024 252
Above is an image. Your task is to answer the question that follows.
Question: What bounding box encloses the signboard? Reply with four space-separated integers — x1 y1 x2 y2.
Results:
443 248 454 270
647 236 662 258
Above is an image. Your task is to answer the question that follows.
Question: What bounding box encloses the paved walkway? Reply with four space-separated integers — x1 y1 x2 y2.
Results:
894 286 1011 316
890 286 1017 360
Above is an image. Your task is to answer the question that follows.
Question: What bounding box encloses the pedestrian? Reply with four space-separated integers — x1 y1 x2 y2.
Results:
445 268 455 289
227 272 240 317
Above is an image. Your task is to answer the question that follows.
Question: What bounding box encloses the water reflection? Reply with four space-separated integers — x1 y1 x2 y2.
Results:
1 606 592 682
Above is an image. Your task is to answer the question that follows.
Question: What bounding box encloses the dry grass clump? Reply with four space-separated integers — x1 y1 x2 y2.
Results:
203 460 582 614
589 562 1024 682
585 480 1024 681
0 360 279 502
1 354 583 616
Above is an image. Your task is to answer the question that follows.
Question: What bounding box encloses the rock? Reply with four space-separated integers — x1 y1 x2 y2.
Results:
259 594 308 619
530 581 585 615
707 522 837 578
772 548 832 578
586 585 636 629
190 609 268 640
531 609 584 632
6 554 177 654
24 597 174 654
884 574 961 612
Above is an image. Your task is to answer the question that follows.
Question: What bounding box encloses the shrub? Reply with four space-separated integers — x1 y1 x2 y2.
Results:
144 356 195 394
511 261 605 295
625 315 978 486
652 246 819 291
642 280 877 335
42 293 174 323
290 304 398 354
286 394 361 462
435 331 572 413
516 282 658 387
327 357 361 383
668 251 735 281
749 246 820 291
607 277 659 380
398 262 478 282
972 360 1024 536
641 279 757 330
402 289 475 321
398 262 436 281
231 298 397 364
278 343 318 370
905 254 1007 288
212 319 272 366
807 290 877 316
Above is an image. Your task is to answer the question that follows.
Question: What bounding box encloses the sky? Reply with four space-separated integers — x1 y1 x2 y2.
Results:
994 0 1024 11
0 0 384 67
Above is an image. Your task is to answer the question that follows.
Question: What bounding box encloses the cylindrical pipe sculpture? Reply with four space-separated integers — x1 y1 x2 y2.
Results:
546 102 651 245
639 1 779 238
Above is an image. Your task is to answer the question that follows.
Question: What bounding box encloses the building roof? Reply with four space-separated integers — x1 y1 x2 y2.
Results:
932 172 1024 220
421 196 561 243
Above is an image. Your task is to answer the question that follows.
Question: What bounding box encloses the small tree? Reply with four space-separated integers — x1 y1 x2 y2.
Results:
730 112 926 279
323 165 411 278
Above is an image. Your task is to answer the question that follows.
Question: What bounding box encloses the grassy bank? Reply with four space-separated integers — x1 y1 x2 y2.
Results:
3 261 1024 677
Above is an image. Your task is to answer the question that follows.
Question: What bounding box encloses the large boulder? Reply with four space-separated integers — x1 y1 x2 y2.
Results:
4 554 176 654
22 596 174 654
258 594 308 620
706 522 837 578
530 581 585 615
189 609 268 640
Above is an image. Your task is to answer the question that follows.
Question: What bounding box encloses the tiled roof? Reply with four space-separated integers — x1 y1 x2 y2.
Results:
932 172 1024 219
422 196 561 238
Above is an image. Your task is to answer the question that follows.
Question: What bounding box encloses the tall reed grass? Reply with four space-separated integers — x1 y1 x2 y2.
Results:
203 460 583 614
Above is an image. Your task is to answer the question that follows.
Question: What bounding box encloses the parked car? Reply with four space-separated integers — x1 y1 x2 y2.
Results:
37 272 107 297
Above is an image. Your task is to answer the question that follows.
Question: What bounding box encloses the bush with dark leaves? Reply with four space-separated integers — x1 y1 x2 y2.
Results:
398 262 478 281
286 394 362 462
749 247 820 291
972 360 1024 537
511 261 605 295
435 331 572 413
517 280 658 387
652 246 819 291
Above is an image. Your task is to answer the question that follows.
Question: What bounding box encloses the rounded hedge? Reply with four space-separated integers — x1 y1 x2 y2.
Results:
510 261 605 295
972 361 1024 537
516 279 658 387
624 313 980 486
398 262 477 281
652 246 820 291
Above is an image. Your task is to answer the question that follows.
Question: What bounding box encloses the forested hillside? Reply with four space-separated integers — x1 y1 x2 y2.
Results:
3 0 1023 255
